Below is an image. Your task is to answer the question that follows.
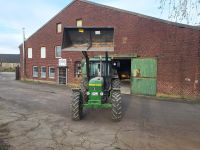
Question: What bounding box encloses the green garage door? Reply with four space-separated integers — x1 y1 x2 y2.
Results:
131 58 157 96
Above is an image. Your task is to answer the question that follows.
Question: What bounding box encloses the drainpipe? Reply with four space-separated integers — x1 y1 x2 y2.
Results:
22 28 25 79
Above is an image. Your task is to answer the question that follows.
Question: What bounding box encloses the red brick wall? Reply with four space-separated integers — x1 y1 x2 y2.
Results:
20 0 200 97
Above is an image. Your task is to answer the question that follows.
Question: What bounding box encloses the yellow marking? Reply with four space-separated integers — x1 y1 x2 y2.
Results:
133 69 140 77
79 29 84 33
89 84 102 86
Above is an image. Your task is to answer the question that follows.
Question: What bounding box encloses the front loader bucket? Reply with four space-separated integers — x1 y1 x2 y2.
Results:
62 27 114 51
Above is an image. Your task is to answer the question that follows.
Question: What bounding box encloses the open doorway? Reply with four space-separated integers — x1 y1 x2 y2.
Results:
114 58 131 94
58 67 67 85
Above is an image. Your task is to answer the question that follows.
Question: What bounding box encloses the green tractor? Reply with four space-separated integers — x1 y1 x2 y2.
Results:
62 27 122 121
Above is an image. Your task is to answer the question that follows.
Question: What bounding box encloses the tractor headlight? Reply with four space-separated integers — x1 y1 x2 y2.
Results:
100 92 104 96
91 92 98 96
86 92 90 95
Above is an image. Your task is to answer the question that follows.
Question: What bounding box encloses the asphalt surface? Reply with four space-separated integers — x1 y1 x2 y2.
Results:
0 72 200 150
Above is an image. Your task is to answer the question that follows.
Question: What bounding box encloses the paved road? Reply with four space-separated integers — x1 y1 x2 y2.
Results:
0 72 15 80
0 73 200 150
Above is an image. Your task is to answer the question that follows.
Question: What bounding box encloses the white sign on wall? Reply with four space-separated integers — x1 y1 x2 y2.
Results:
58 59 67 67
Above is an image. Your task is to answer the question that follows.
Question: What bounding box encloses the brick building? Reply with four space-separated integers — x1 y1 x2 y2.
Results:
0 54 20 71
19 0 200 99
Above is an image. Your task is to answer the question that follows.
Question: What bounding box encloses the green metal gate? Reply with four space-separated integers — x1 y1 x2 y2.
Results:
131 58 157 96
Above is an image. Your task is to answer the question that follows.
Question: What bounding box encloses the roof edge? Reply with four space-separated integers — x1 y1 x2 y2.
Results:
18 0 78 48
19 0 200 48
80 0 200 31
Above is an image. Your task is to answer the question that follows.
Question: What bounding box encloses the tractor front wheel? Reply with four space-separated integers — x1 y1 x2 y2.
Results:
71 91 83 121
111 90 122 121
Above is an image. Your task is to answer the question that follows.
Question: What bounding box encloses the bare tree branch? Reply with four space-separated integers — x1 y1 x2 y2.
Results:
159 0 200 25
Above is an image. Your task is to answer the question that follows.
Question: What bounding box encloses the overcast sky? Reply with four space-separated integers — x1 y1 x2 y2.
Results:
0 0 188 54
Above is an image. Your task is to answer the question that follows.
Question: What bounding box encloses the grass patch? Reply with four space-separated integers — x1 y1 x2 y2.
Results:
0 139 10 150
156 93 200 103
19 79 70 90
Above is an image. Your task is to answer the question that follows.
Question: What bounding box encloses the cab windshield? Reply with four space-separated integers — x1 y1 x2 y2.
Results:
90 61 110 77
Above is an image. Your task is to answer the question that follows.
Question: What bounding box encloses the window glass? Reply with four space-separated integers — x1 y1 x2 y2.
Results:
74 61 81 78
90 62 110 77
76 19 82 27
49 67 55 78
57 23 62 33
41 47 46 58
33 66 38 77
55 46 61 58
28 48 32 58
41 66 46 78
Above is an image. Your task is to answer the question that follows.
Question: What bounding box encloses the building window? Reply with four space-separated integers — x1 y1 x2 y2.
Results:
41 66 46 78
55 46 61 58
28 48 32 58
76 19 82 27
41 47 46 58
49 67 55 78
57 23 62 33
33 66 38 77
74 61 81 78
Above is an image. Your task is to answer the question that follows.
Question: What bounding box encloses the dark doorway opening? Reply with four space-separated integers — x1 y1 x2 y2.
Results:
59 67 66 85
114 58 131 94
115 59 131 80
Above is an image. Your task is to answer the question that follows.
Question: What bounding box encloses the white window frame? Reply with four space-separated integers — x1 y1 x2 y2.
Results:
76 19 83 27
41 47 46 58
55 46 61 58
49 67 55 79
32 66 38 78
74 61 81 78
57 23 62 33
28 48 32 58
41 66 46 78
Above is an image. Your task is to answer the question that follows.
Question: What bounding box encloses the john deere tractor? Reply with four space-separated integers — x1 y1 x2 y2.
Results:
62 27 122 121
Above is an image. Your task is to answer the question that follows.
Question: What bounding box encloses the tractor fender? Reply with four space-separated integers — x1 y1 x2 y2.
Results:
112 88 120 91
72 88 81 92
72 88 84 100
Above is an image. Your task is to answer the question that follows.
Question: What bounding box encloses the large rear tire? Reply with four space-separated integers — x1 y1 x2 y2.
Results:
71 91 83 121
112 79 120 88
111 90 122 121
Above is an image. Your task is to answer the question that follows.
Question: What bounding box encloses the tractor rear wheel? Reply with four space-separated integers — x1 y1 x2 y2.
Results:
71 91 83 121
112 79 120 88
111 90 122 121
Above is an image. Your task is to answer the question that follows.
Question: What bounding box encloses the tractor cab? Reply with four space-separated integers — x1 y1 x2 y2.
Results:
82 57 112 78
90 59 110 77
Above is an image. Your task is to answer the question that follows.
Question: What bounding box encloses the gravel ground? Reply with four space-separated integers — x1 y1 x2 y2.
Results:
0 72 200 150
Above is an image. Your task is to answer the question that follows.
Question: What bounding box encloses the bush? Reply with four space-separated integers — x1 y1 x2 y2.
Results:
0 67 16 72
